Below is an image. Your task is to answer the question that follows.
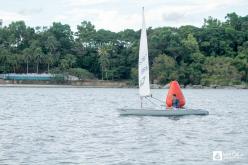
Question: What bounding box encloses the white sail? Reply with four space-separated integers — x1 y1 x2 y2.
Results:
139 7 151 97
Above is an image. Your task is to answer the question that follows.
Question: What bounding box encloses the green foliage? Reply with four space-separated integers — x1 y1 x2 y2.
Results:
76 21 96 44
0 48 11 73
203 16 222 28
182 34 199 54
68 68 95 80
0 12 248 86
98 44 111 80
182 34 200 62
130 67 138 85
59 59 69 71
201 56 242 86
151 54 178 84
233 42 248 82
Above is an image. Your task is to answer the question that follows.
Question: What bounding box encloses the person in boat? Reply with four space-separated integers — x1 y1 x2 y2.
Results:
172 94 180 108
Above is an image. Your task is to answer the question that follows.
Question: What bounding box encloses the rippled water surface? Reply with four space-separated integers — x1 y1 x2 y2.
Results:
0 87 247 165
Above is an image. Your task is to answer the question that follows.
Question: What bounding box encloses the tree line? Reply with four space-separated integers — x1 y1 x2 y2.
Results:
0 12 247 86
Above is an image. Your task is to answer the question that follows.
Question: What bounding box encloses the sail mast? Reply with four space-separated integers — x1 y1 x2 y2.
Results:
139 7 151 100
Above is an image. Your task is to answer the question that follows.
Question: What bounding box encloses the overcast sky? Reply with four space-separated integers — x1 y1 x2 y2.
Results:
0 0 247 32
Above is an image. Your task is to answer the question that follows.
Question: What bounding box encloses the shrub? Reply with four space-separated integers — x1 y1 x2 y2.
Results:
68 68 95 80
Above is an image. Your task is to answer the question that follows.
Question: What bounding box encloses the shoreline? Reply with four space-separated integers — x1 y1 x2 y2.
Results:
0 79 247 89
0 84 122 88
0 83 247 89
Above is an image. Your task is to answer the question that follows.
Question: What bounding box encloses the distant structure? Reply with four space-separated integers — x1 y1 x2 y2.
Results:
0 19 2 28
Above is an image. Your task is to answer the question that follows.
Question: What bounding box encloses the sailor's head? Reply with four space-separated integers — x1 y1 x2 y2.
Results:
173 94 177 98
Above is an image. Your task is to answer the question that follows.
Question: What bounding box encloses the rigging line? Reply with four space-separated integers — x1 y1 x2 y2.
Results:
150 96 164 104
144 96 161 108
144 97 156 106
148 96 166 108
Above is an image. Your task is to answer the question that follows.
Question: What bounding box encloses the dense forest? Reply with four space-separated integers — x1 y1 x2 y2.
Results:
0 12 248 86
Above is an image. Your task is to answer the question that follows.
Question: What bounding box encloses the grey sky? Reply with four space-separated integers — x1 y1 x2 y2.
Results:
0 0 247 32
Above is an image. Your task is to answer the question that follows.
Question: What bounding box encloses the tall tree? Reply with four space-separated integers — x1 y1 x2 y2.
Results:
22 48 32 73
44 52 54 73
33 47 43 73
76 21 96 47
98 45 111 80
8 54 19 73
0 49 10 73
48 22 74 55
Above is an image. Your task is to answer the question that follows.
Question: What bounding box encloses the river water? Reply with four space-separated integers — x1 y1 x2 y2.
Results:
0 87 247 165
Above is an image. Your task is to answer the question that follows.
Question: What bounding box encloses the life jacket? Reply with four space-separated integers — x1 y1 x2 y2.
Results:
166 81 185 108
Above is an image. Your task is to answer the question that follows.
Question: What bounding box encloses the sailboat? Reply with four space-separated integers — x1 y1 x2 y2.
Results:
117 8 209 116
